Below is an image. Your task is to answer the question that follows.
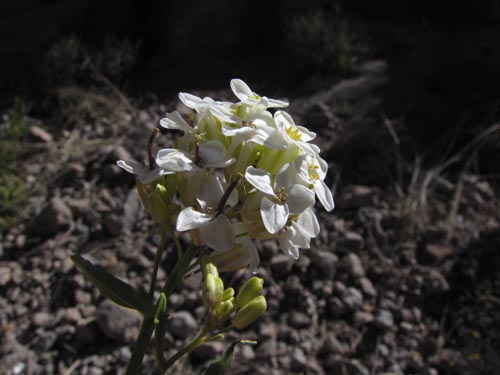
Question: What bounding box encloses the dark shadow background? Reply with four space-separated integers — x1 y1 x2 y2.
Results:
2 0 500 153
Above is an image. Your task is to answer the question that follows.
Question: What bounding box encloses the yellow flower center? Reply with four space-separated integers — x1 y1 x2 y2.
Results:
286 126 302 141
308 165 320 181
273 187 288 204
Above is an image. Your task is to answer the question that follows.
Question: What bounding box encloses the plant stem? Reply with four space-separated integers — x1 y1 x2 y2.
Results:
149 226 167 297
163 328 208 372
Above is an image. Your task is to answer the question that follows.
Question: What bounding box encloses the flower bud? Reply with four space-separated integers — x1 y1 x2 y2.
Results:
202 273 223 310
201 256 219 278
231 295 267 329
236 276 264 309
147 184 170 224
222 288 235 301
215 297 235 323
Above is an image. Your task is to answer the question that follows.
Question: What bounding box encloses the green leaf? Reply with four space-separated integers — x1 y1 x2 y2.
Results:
201 340 257 375
71 254 155 316
126 316 155 375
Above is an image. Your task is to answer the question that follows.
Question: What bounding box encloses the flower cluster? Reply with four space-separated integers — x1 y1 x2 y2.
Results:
118 79 334 270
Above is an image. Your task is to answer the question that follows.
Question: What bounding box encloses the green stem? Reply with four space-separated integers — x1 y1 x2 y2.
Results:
149 226 168 297
163 328 208 372
170 229 183 258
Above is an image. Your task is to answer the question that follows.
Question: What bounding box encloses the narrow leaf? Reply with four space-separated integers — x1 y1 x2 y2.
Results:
126 316 155 375
71 255 155 316
201 340 257 375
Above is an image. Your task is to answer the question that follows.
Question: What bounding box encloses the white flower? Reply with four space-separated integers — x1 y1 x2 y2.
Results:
245 164 315 234
159 111 194 135
278 207 320 258
178 92 236 124
230 79 288 109
294 153 334 211
210 224 260 272
176 174 237 252
274 110 318 154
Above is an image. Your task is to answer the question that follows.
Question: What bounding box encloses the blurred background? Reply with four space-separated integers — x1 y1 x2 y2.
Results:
1 1 499 374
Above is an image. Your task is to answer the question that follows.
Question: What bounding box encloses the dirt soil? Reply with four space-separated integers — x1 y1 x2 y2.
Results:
1 61 499 375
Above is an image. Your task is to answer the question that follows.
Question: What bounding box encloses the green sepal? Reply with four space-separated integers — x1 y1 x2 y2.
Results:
71 254 155 316
154 293 167 324
201 340 257 375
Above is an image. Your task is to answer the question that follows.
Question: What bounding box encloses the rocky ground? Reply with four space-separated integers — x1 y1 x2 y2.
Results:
1 62 499 375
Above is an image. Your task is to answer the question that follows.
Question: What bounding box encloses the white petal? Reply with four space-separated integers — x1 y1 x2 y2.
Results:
199 140 225 163
261 196 288 234
314 179 335 211
200 215 235 252
274 163 294 190
222 124 253 137
197 174 225 209
178 92 202 109
230 79 253 102
245 167 275 196
116 160 147 175
296 125 316 141
176 207 212 231
156 148 194 171
287 185 315 214
266 97 289 108
298 207 320 237
159 111 192 133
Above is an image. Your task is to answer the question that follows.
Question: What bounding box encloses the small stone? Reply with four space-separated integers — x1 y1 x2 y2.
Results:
339 253 365 278
291 347 307 368
341 287 363 312
30 125 53 143
270 254 293 277
33 312 52 328
328 297 346 317
28 197 73 237
0 266 12 286
239 344 256 361
373 309 394 329
193 341 225 362
323 335 348 355
423 270 450 295
337 231 365 253
359 277 377 297
122 188 141 233
339 185 374 209
420 243 453 263
310 251 338 279
96 301 141 344
289 312 311 329
166 311 197 339
354 311 374 325
66 199 92 218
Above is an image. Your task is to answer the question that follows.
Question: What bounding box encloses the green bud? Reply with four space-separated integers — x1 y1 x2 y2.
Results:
201 255 219 278
215 297 235 323
236 276 264 309
231 295 267 329
147 184 170 224
202 273 223 310
222 288 235 302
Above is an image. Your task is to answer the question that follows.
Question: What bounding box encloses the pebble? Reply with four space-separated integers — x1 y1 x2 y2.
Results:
359 277 377 297
289 312 311 329
354 311 374 325
33 312 53 328
0 266 12 286
270 254 293 277
341 287 363 312
30 125 53 143
28 197 73 237
310 250 338 279
337 231 365 253
374 309 394 330
165 311 197 339
193 341 224 362
339 253 365 278
96 301 141 344
338 185 374 209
